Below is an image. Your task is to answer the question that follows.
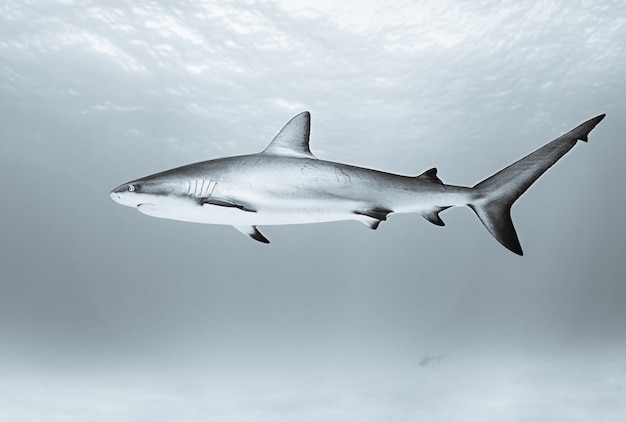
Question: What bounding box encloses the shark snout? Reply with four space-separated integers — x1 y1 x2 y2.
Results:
110 184 126 203
110 184 140 207
110 190 122 202
109 189 129 206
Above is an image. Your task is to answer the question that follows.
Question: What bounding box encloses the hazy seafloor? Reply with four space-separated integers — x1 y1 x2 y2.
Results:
1 345 625 421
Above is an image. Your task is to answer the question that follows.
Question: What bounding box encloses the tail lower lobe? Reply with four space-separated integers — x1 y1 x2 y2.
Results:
469 114 605 255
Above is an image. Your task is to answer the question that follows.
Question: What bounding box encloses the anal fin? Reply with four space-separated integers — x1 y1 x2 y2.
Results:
234 225 270 243
422 206 451 226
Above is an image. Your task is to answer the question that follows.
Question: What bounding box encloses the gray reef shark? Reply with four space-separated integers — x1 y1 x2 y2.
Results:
110 112 605 255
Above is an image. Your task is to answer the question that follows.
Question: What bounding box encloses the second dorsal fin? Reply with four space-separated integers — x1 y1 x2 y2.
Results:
417 167 444 186
262 111 316 159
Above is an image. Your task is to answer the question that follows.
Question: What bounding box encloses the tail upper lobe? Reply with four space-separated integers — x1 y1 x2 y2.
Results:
468 114 605 255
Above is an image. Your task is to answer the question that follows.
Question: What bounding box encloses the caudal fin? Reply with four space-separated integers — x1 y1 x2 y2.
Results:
469 114 605 255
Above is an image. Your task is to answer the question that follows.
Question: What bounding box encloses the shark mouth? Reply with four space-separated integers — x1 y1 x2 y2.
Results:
136 203 159 216
136 203 156 210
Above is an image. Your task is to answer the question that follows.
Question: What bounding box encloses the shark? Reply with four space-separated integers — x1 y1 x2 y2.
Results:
110 111 605 255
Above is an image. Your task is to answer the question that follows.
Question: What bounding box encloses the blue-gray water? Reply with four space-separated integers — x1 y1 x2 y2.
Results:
1 1 625 420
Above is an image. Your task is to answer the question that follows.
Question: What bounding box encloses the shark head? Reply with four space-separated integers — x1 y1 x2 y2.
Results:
109 161 239 223
109 174 190 215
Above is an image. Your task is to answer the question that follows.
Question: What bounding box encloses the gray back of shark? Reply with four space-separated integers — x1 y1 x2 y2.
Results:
110 111 605 255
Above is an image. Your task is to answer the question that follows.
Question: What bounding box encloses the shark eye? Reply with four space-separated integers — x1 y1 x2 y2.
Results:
128 184 136 192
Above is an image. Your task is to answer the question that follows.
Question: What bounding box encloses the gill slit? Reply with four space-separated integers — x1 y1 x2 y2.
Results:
188 179 216 199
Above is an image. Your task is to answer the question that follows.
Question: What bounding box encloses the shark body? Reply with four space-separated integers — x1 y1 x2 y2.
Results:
110 112 605 254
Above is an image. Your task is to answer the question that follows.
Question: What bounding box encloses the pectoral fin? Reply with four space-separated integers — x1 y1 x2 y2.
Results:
234 225 270 244
202 197 257 213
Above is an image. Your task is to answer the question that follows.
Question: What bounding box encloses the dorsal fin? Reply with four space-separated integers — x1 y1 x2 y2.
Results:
262 111 316 158
417 167 444 186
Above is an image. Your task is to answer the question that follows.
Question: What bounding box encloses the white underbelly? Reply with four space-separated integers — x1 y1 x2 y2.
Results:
137 202 362 226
